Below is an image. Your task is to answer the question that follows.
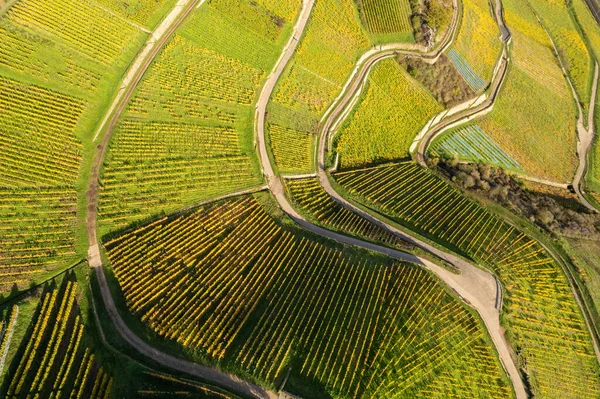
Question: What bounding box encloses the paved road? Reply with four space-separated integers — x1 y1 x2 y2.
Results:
255 1 527 397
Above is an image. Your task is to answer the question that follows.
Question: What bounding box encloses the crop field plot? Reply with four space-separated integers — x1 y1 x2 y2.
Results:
450 0 501 85
357 0 413 35
2 277 112 398
572 0 600 60
179 0 289 71
446 49 487 92
568 238 600 322
5 0 139 67
335 59 442 168
269 125 315 173
286 177 407 248
0 77 84 187
334 162 600 399
429 125 523 170
273 0 370 117
0 0 147 288
0 188 78 292
473 10 578 182
91 0 173 28
98 0 293 235
105 195 511 399
0 24 105 93
135 371 240 398
266 0 372 173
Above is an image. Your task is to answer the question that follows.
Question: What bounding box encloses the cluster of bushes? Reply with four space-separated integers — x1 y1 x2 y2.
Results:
408 0 453 47
396 54 475 107
430 156 600 238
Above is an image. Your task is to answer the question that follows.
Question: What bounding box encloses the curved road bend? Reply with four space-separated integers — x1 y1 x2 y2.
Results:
85 0 278 398
255 0 526 398
320 0 460 124
313 59 526 399
574 63 599 212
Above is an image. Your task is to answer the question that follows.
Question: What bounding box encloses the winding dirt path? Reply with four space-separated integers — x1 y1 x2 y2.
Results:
574 63 599 212
84 0 277 397
414 48 509 166
255 1 527 398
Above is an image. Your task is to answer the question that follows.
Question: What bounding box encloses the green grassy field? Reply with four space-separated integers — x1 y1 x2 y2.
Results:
0 0 147 291
335 58 442 168
334 162 600 399
103 194 513 399
98 0 296 236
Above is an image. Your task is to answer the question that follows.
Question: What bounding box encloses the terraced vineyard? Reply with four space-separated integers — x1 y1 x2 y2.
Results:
269 125 315 173
472 0 579 182
524 0 592 105
2 278 112 398
0 0 146 288
286 177 408 248
105 195 512 398
449 0 501 84
136 371 240 398
91 0 172 28
98 0 295 234
446 49 487 92
334 162 600 399
335 59 443 168
429 125 522 170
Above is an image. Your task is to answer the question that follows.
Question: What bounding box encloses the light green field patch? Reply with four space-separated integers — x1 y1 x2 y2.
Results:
452 0 501 82
335 59 442 168
430 125 522 170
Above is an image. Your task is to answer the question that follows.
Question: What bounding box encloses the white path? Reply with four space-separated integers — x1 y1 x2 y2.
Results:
255 0 527 397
